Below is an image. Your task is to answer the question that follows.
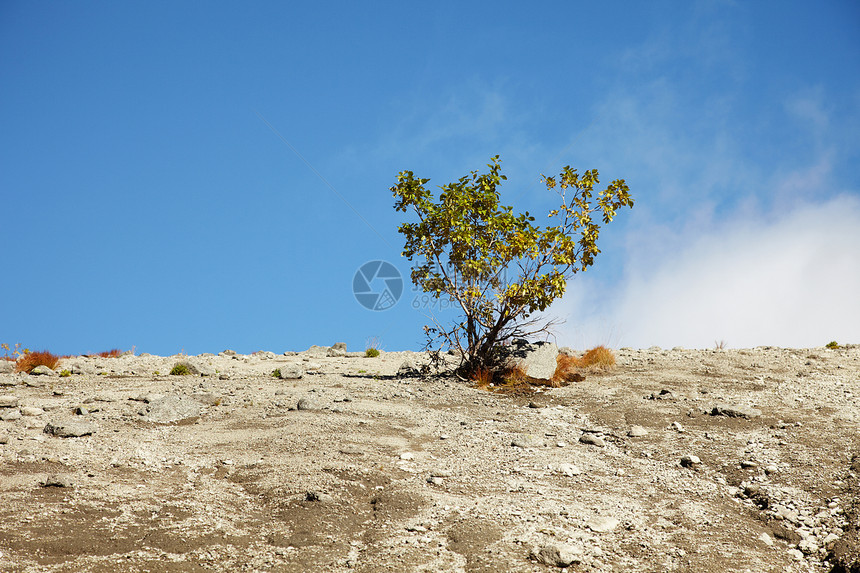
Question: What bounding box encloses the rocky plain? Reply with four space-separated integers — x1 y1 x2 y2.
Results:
0 343 858 573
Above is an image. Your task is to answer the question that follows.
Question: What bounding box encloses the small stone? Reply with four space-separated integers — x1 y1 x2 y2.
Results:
670 421 685 432
278 365 304 380
797 538 819 555
511 434 545 448
0 395 18 408
1 409 21 421
711 403 762 419
680 455 702 467
305 491 334 503
759 532 774 546
628 425 648 437
427 476 444 485
579 433 606 447
399 452 415 460
741 460 759 469
531 543 583 567
29 365 56 376
439 434 449 440
296 398 317 411
430 469 453 477
765 464 778 475
556 463 582 477
42 474 73 488
587 516 620 532
20 407 44 417
788 548 804 560
44 420 96 438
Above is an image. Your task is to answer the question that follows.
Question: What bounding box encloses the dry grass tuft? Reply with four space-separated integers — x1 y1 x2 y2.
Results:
471 367 494 391
496 366 535 396
581 345 615 370
96 349 122 358
15 350 61 373
551 353 585 385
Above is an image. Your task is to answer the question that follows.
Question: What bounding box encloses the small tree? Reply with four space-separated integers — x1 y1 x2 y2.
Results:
392 155 633 375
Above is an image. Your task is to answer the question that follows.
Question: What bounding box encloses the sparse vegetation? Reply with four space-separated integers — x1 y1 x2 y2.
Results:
96 349 122 358
170 364 191 376
392 156 633 376
1 343 28 361
826 341 840 349
365 347 380 358
272 368 282 378
15 350 61 373
59 369 71 377
714 340 727 350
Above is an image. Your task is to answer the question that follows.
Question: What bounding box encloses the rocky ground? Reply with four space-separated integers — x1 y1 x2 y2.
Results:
0 344 858 573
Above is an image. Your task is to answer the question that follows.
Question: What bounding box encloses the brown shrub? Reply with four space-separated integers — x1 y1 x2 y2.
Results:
96 349 122 358
581 345 616 370
471 367 494 391
15 350 61 373
496 366 535 396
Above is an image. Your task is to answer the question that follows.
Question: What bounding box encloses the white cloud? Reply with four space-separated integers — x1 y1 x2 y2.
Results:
551 194 860 349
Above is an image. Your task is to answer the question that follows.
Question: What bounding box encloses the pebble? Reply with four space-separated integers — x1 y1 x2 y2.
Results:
531 543 583 567
759 532 774 546
556 463 582 477
512 434 545 448
579 434 606 447
399 452 415 460
43 420 97 438
680 455 701 467
586 516 620 532
710 403 762 419
20 407 44 417
628 425 648 437
670 421 685 432
0 395 18 408
41 474 73 488
296 398 317 411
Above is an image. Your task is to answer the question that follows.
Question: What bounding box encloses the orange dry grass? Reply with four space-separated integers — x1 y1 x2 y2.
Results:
96 349 122 358
496 366 536 396
471 367 494 390
581 345 615 370
15 350 61 373
551 353 585 385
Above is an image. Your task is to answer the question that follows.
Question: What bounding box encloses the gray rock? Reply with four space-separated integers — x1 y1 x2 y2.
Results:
278 364 304 380
680 455 702 467
556 463 582 476
219 349 237 356
44 420 97 437
327 342 348 357
511 434 545 448
138 395 202 423
0 376 15 387
42 474 73 488
191 392 221 406
29 365 56 376
579 433 606 447
305 345 329 358
531 543 583 567
305 490 335 503
711 403 762 419
0 432 8 444
20 406 44 417
1 409 21 421
0 361 13 374
397 360 420 377
587 516 620 532
0 395 18 408
502 340 559 380
296 398 317 411
628 425 648 437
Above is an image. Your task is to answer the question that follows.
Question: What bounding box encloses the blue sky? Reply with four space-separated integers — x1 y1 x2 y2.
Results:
2 1 858 355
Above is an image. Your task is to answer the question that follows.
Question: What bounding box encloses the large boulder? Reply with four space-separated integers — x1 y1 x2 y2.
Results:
502 340 559 381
